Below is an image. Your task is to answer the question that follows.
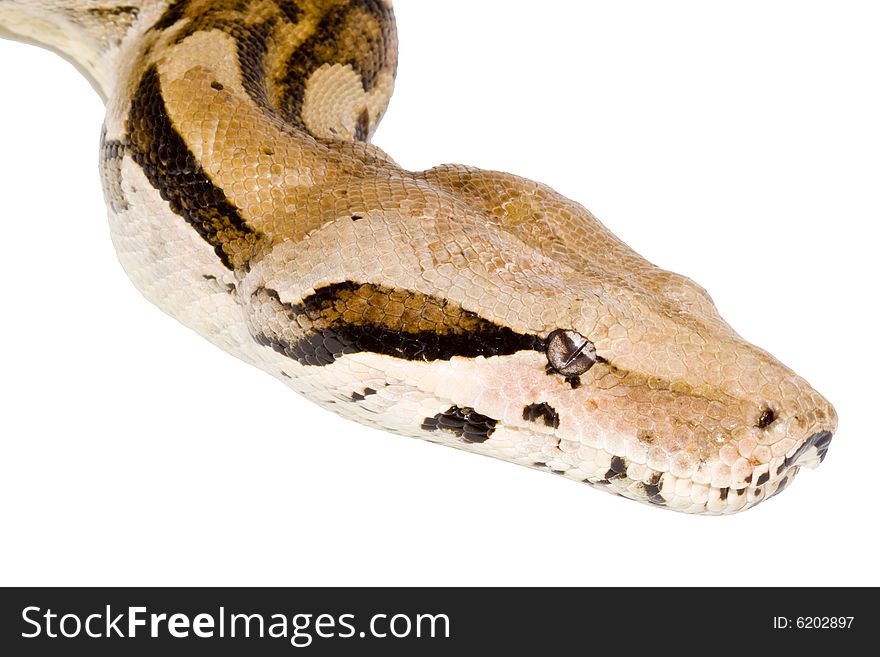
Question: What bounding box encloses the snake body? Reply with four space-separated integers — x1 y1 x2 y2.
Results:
0 1 837 514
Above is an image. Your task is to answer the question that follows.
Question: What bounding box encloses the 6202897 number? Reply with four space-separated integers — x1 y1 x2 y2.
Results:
773 617 854 629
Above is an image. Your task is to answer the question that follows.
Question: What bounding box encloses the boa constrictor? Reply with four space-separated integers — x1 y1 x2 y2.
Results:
0 0 837 514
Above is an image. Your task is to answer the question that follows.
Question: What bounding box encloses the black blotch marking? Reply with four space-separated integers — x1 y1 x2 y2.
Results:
551 469 566 475
744 474 753 484
421 406 498 444
225 284 236 294
756 472 770 487
350 387 376 402
127 67 262 270
754 488 762 496
776 463 786 475
210 81 224 90
533 462 547 468
202 274 217 281
250 283 543 367
351 215 364 222
736 488 746 496
280 372 291 379
522 403 560 429
99 126 128 213
605 456 627 480
757 408 776 429
719 487 730 501
643 472 665 505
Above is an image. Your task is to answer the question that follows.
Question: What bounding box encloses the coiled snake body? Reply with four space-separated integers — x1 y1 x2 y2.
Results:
0 1 837 514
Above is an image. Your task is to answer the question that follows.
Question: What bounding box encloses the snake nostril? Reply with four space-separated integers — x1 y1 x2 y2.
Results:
756 408 777 429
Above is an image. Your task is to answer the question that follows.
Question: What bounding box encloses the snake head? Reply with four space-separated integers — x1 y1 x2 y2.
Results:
240 167 836 515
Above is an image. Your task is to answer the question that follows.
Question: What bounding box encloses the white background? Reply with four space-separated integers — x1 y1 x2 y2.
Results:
0 1 877 586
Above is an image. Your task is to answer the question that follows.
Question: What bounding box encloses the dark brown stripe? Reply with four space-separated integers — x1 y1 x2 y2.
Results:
126 66 262 270
234 19 276 114
249 282 543 366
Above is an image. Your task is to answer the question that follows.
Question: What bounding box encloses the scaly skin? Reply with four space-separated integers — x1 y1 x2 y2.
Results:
0 0 837 514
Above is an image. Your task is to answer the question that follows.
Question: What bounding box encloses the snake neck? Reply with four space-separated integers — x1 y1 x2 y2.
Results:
76 0 401 279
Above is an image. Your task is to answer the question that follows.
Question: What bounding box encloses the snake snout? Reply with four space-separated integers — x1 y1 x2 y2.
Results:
785 430 834 470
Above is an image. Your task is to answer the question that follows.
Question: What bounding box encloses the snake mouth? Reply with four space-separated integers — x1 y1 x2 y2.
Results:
783 430 833 471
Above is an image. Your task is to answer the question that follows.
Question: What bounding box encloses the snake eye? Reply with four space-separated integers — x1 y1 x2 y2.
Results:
546 329 597 377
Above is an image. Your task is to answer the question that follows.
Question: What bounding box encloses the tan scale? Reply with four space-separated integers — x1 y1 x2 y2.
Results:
0 0 837 514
